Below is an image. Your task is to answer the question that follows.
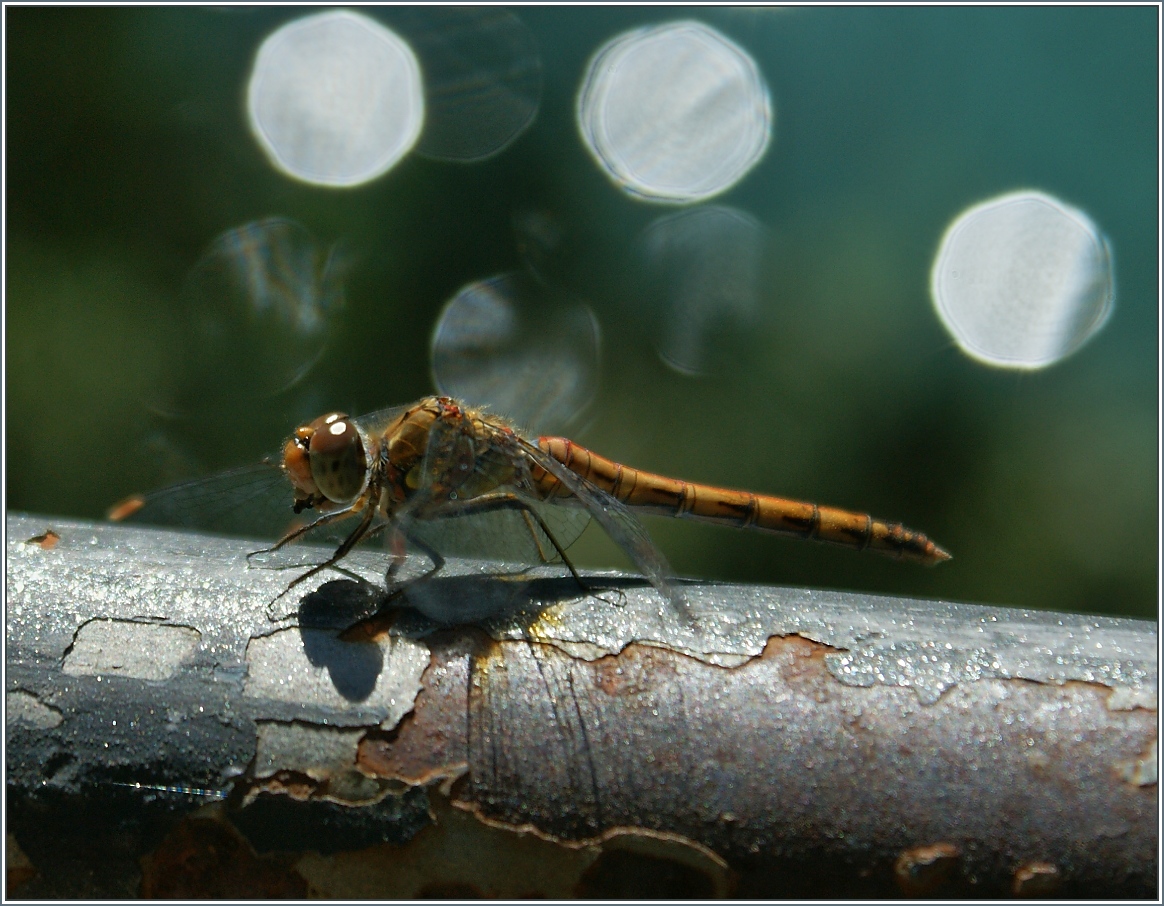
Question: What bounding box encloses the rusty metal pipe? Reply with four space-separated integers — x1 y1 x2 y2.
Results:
6 513 1156 898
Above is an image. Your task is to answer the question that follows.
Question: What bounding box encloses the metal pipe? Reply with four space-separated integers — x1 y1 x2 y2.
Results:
6 512 1156 897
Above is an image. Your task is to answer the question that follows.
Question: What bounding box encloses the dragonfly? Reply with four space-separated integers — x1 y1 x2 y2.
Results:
112 395 950 620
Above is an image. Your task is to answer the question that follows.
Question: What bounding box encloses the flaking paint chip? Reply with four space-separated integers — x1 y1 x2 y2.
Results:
63 619 201 681
6 691 63 729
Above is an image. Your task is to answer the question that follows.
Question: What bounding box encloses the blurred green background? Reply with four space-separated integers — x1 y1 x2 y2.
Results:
6 6 1158 618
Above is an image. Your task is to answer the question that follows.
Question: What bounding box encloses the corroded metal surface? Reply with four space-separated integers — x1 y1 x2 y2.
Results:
359 633 1155 896
5 513 1157 897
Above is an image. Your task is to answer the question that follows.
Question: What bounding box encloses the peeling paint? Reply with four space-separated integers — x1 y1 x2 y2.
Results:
243 628 426 729
5 691 63 729
894 842 961 895
24 529 60 550
1116 738 1157 787
247 711 443 810
243 767 402 810
1106 685 1157 712
484 583 1155 707
253 721 366 781
6 513 1158 898
62 619 200 681
293 788 734 898
828 640 999 704
1011 860 1060 896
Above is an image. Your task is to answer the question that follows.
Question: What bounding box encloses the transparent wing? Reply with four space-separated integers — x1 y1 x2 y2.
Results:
511 434 687 616
403 499 591 566
430 271 600 436
350 403 413 439
401 407 592 565
108 462 301 541
110 403 411 548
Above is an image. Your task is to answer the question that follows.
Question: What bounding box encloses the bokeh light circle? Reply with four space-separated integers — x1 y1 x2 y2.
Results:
640 205 767 376
931 191 1114 369
431 272 601 435
576 20 772 204
247 10 424 187
151 218 346 417
387 7 543 162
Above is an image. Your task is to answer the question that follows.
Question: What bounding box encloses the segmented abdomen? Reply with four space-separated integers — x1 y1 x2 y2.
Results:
535 436 950 565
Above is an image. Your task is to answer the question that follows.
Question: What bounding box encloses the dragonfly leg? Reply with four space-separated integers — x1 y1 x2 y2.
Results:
246 504 362 565
281 500 379 592
385 526 408 581
381 523 448 588
337 525 450 643
422 492 589 594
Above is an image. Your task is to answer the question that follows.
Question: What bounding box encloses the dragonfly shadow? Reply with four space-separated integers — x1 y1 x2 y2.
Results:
290 569 656 703
393 570 656 627
295 579 387 703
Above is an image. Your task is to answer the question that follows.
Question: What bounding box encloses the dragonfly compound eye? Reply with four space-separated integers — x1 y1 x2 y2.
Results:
308 415 367 503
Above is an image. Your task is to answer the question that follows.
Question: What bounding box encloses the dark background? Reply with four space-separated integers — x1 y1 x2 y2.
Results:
6 6 1158 618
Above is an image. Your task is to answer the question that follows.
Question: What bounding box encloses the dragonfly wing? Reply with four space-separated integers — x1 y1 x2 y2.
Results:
512 435 687 616
350 403 413 439
401 499 591 566
109 461 360 546
404 408 591 564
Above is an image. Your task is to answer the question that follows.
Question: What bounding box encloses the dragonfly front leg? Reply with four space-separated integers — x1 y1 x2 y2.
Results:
247 505 362 564
283 500 379 592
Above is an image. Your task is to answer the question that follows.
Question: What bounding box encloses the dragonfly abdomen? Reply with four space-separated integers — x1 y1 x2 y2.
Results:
537 437 950 566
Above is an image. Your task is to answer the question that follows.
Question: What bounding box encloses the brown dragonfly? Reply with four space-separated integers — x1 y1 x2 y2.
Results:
112 395 949 616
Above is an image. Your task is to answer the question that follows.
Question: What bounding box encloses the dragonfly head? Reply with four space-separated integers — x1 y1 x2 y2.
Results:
283 412 369 510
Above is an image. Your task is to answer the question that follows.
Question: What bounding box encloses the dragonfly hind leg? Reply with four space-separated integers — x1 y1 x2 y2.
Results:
421 491 591 595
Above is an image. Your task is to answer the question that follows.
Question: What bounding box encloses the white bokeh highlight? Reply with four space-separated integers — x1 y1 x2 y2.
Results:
641 205 766 376
931 191 1114 369
576 20 772 204
431 273 601 435
247 11 424 187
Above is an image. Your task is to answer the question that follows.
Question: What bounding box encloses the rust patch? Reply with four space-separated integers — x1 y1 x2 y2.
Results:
1011 860 1061 897
294 788 733 898
581 633 840 697
592 646 679 697
1116 737 1157 787
139 809 307 898
358 633 476 786
336 623 1152 896
6 833 36 896
760 633 843 681
893 842 961 896
24 529 60 550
